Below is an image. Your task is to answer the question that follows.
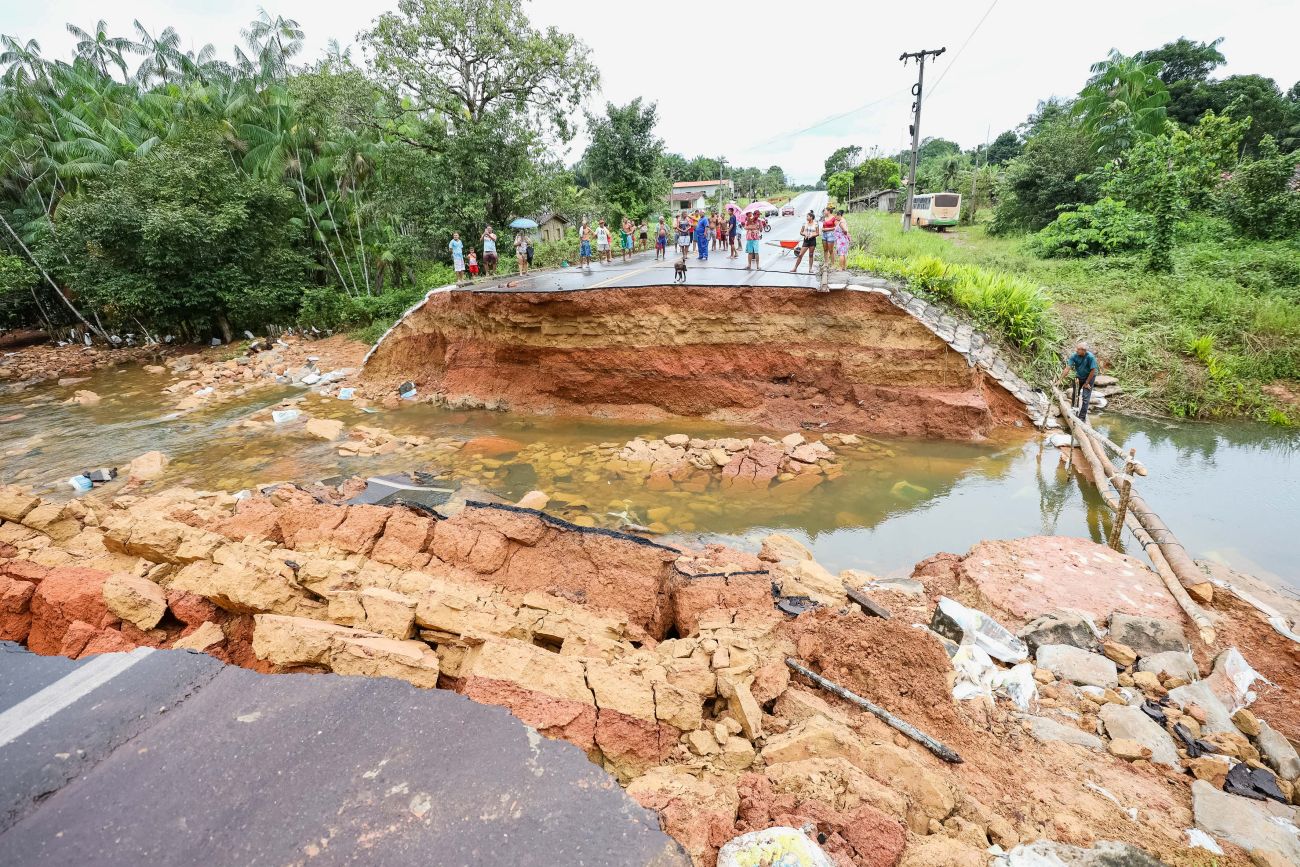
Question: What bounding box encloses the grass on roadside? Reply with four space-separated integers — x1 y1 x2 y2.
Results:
844 212 1300 423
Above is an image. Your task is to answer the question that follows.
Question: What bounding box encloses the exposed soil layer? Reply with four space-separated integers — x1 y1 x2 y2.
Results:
1 481 1292 867
360 286 1027 439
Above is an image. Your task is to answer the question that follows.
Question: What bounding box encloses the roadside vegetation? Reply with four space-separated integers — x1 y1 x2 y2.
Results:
834 38 1300 424
0 2 804 346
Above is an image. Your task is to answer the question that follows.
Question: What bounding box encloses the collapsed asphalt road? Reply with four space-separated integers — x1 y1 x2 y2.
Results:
0 641 689 866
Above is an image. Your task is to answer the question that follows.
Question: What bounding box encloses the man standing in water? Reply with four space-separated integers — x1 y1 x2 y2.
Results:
1060 341 1100 421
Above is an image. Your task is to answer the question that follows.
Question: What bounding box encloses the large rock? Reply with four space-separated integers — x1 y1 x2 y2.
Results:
953 536 1182 622
172 621 224 651
1167 680 1234 735
1256 720 1300 782
27 567 112 656
124 450 170 481
1099 704 1180 768
1021 715 1104 751
102 573 167 631
0 485 41 523
0 573 37 642
1005 840 1165 866
1137 650 1198 682
1036 644 1118 688
304 418 344 441
252 613 439 689
359 588 416 640
1017 611 1097 654
1107 613 1186 657
1192 779 1300 861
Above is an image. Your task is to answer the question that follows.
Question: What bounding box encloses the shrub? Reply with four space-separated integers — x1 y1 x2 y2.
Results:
1218 136 1300 240
1031 198 1153 257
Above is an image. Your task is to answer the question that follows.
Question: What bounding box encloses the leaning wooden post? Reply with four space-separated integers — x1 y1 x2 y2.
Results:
1107 448 1136 550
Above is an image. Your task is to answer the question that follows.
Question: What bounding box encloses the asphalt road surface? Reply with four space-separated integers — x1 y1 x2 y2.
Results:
473 190 834 294
0 642 689 867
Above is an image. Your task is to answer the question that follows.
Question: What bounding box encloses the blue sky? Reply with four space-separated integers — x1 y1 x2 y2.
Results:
6 0 1298 182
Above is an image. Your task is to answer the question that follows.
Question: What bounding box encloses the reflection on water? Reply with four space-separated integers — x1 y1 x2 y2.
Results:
2 363 1297 594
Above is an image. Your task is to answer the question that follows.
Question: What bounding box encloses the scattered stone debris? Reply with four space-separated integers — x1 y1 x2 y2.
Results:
2 479 1298 866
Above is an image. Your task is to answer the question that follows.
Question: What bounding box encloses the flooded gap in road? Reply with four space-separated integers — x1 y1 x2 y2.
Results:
2 361 1297 594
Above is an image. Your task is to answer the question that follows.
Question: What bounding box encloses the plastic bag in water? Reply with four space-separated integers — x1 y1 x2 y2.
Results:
717 827 834 867
68 475 93 493
931 596 1028 664
271 408 301 425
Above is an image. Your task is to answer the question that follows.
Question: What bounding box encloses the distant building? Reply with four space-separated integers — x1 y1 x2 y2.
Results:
535 212 570 243
847 188 900 213
667 179 735 211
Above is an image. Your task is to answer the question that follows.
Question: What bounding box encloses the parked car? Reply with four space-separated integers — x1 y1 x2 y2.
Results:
780 207 795 216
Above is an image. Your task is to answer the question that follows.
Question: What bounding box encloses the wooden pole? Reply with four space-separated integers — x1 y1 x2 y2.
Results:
1107 449 1136 549
1062 408 1216 644
1054 388 1217 609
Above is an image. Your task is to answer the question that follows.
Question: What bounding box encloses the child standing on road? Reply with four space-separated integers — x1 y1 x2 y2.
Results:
579 220 593 267
467 251 479 277
655 218 668 260
620 218 634 263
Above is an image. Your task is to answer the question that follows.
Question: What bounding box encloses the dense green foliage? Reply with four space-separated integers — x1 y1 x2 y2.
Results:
0 1 597 341
823 35 1299 422
582 98 668 222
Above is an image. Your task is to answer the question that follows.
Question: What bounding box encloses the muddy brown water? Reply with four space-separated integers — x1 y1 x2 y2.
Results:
2 362 1297 594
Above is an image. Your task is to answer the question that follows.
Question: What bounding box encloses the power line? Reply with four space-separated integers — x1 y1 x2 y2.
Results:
923 0 999 104
743 88 910 151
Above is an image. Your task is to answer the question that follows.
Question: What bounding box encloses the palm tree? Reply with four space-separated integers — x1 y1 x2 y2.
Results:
65 20 132 82
131 21 182 87
1074 49 1170 158
0 36 49 87
241 8 304 81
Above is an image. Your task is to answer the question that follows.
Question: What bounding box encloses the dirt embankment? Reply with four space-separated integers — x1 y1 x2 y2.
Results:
4 481 1298 866
360 286 1027 439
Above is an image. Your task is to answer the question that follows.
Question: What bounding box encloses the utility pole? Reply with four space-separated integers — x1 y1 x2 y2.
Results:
899 47 945 232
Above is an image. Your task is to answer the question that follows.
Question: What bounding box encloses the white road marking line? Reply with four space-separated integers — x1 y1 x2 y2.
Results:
0 647 155 747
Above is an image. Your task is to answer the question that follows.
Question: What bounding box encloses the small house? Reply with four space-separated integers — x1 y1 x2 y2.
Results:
535 212 570 243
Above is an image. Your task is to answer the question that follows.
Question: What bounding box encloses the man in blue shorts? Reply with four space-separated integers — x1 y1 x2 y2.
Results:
578 220 593 266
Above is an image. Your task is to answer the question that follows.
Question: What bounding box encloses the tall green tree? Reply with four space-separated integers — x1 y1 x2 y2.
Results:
820 145 861 185
1074 49 1170 158
66 20 132 82
582 98 667 221
992 116 1102 233
985 130 1021 165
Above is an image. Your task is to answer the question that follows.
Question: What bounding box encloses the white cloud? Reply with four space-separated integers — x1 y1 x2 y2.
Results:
8 0 1297 183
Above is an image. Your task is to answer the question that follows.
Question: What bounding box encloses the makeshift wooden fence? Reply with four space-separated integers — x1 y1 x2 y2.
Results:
1052 387 1216 645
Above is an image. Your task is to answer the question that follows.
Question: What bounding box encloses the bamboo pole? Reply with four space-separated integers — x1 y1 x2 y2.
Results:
1069 413 1215 643
1053 391 1216 643
1107 449 1136 549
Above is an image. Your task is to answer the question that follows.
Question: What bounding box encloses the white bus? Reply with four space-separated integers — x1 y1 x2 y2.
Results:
909 192 961 229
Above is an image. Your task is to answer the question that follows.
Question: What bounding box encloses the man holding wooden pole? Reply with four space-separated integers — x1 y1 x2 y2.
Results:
1059 341 1099 421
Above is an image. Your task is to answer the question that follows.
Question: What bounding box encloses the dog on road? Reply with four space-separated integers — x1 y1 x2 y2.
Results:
673 255 687 283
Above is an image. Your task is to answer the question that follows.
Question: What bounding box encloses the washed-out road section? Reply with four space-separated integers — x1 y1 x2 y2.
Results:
0 641 689 866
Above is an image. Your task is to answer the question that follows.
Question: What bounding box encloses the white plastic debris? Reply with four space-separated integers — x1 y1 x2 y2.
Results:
271 408 301 425
233 489 252 501
301 373 321 386
951 645 996 702
991 663 1038 711
193 387 214 397
68 475 93 493
716 826 834 867
1206 647 1269 712
337 387 355 400
931 596 1028 664
1184 829 1222 854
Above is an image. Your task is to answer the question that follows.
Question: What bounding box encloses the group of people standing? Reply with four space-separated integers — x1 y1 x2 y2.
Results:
449 224 535 281
446 203 854 283
577 218 643 267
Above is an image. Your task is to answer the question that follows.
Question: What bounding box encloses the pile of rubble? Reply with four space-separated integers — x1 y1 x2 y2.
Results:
613 432 845 495
1 480 1298 865
0 342 160 393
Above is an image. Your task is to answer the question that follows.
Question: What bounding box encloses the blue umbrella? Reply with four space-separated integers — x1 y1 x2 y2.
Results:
509 217 538 229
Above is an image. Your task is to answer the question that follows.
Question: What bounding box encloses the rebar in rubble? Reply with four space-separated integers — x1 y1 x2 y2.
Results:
785 658 963 764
